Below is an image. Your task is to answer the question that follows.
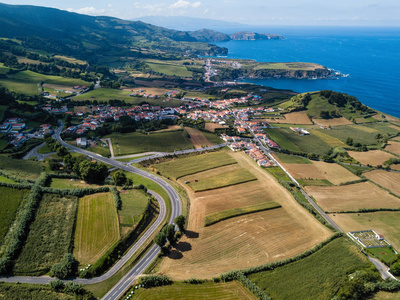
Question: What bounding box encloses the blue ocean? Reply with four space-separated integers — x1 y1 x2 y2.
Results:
214 26 400 118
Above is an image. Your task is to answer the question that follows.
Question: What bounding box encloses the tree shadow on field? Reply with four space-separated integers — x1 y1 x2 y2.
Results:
168 249 183 260
184 230 199 239
175 241 192 252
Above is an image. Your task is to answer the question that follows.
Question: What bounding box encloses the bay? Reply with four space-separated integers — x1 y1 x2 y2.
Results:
214 26 400 118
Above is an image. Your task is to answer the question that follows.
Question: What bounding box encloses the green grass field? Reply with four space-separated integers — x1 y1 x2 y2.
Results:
188 168 257 192
0 155 43 180
0 282 73 300
205 202 281 226
36 144 52 154
107 131 194 156
49 178 101 189
130 281 255 300
317 126 381 146
248 237 371 300
13 194 78 275
266 166 291 181
0 187 30 245
146 62 192 77
0 175 16 183
118 189 149 228
0 70 91 95
265 128 331 155
274 153 312 164
74 193 120 265
296 178 333 186
255 62 322 71
87 144 111 157
154 151 236 179
367 247 398 266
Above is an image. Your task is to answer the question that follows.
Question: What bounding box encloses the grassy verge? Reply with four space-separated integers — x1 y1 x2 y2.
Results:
205 202 281 226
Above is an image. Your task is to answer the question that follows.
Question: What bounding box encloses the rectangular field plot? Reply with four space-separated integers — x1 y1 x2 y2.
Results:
0 155 43 180
385 142 400 155
106 131 193 156
184 127 221 149
154 151 236 180
159 152 331 279
279 160 360 185
305 182 400 212
0 187 30 244
118 189 149 235
13 194 78 275
184 164 257 192
273 153 312 164
364 170 400 196
347 150 396 166
132 281 256 300
50 178 102 189
248 237 370 300
74 193 119 265
312 117 353 127
329 211 400 250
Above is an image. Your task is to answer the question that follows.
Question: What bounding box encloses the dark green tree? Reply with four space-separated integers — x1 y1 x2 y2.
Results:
50 253 77 279
154 232 167 248
78 160 109 184
174 215 185 232
112 170 127 186
163 224 176 244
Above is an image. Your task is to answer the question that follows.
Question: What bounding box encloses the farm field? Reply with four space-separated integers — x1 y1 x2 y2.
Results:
0 282 74 300
312 117 353 127
330 211 400 250
0 155 43 180
0 175 17 183
310 129 347 147
248 237 370 300
106 131 193 156
347 150 395 166
264 128 331 155
118 189 149 235
0 70 90 95
73 193 119 265
159 152 331 279
385 141 400 155
305 182 400 212
154 151 236 180
146 62 192 77
184 127 215 149
183 164 257 192
204 202 281 226
262 111 312 125
319 126 382 146
50 178 101 189
13 194 78 275
131 281 256 300
364 170 400 196
273 159 360 185
205 123 227 132
273 152 312 164
0 187 29 245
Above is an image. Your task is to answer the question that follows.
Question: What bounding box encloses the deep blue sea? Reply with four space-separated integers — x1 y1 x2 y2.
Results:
214 26 400 118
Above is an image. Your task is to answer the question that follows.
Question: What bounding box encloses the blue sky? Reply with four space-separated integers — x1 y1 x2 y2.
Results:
1 0 400 26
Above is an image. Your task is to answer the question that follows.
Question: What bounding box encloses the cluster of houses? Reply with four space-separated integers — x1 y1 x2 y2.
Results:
41 104 69 114
221 134 272 167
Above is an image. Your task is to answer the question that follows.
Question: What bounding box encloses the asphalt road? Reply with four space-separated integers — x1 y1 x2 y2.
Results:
1 123 182 300
23 142 56 161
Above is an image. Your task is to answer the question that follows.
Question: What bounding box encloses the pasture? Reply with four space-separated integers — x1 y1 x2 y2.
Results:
305 182 400 212
159 152 331 279
321 126 385 146
132 281 256 300
50 178 101 189
312 117 353 127
347 150 395 166
264 111 312 125
0 187 29 245
107 131 193 156
330 211 400 250
279 160 360 185
13 194 78 275
0 175 16 183
264 128 331 155
273 152 312 164
363 170 400 197
74 193 119 265
310 129 347 147
185 127 215 148
204 202 281 226
0 155 43 180
184 164 257 192
154 151 236 180
146 62 192 77
248 237 370 300
118 189 149 235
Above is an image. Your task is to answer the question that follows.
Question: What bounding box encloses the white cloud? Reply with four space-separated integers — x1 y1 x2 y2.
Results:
66 7 106 16
170 0 201 9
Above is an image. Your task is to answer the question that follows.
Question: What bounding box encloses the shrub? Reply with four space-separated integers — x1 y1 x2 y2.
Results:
50 253 77 279
139 275 172 288
49 279 65 292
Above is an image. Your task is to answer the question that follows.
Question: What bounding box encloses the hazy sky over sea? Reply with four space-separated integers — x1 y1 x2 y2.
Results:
1 0 400 26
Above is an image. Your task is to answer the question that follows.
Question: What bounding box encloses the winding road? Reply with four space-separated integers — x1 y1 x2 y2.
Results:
1 123 183 300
